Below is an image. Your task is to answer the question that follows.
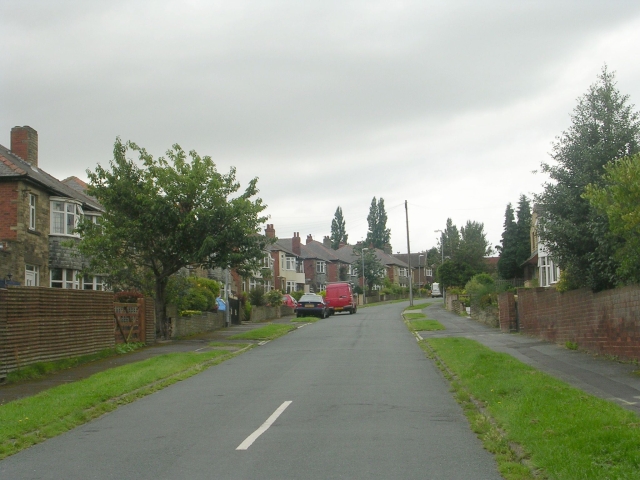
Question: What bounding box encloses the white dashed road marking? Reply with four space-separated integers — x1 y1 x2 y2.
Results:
236 401 293 450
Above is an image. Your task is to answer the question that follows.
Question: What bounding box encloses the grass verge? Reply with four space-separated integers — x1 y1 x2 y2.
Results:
0 348 246 460
409 320 445 331
423 337 640 480
228 323 297 341
405 302 431 310
6 343 146 383
291 316 320 323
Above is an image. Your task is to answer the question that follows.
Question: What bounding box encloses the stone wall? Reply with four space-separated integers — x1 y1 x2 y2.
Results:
471 304 499 328
170 310 226 338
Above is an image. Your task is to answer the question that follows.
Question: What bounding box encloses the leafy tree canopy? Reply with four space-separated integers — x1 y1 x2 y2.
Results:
583 153 640 284
77 138 270 338
536 66 640 291
353 245 386 293
330 206 348 249
366 197 391 251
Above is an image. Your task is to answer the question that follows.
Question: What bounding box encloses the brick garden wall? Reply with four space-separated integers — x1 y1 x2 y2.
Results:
513 286 640 361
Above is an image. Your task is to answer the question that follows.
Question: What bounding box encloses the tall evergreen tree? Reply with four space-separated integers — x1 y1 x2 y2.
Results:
514 195 532 267
536 66 640 291
497 203 519 279
366 197 391 250
330 206 348 249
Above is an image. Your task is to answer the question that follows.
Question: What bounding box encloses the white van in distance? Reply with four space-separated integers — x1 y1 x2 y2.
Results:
431 283 442 297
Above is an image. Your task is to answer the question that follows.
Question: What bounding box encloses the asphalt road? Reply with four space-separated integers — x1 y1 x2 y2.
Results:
0 301 500 479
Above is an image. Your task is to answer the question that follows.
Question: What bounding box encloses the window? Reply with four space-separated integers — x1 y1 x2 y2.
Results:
25 264 39 286
50 268 79 289
286 281 296 293
29 194 36 230
539 256 559 287
316 261 326 274
285 256 297 271
399 268 408 277
51 200 83 236
425 268 433 277
83 275 105 290
262 255 273 268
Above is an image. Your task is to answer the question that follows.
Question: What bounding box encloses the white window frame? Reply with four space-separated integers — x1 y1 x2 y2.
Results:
50 268 79 289
316 261 326 274
50 198 83 237
286 281 296 293
29 194 36 231
285 256 297 271
83 275 105 291
25 264 39 286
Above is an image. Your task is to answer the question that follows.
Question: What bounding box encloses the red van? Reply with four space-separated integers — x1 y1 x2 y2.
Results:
325 282 357 315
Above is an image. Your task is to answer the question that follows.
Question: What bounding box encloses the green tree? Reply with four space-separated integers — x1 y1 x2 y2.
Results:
438 218 460 262
536 66 640 291
514 195 532 268
330 206 348 249
353 246 385 294
365 197 391 251
77 138 270 338
497 203 519 279
437 259 475 290
583 153 640 284
457 220 491 272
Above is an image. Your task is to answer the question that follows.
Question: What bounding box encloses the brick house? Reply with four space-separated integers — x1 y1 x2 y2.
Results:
392 252 433 288
0 126 104 289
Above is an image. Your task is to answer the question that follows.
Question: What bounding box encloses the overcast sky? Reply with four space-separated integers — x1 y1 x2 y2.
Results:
3 1 640 257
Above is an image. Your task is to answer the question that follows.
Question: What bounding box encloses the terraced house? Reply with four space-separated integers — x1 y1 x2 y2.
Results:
0 126 104 289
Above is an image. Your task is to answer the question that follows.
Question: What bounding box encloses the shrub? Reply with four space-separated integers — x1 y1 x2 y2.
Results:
291 290 304 301
265 289 283 306
248 286 266 306
167 274 221 312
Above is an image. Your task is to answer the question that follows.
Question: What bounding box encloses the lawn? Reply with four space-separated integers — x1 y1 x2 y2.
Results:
424 337 640 480
0 349 239 459
228 323 297 341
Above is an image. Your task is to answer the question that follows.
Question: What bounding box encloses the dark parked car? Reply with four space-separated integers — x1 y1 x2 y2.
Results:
295 293 328 318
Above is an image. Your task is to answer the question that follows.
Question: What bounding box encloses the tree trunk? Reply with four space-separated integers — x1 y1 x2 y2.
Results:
155 277 169 340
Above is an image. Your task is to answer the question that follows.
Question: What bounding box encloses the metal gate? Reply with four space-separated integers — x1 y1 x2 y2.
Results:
228 298 241 325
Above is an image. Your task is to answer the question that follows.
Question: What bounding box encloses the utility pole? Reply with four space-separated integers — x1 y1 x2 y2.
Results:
405 200 413 306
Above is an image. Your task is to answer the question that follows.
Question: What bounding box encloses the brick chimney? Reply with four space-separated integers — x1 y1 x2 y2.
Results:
11 126 38 167
265 224 276 238
323 236 332 249
306 234 313 245
292 232 301 255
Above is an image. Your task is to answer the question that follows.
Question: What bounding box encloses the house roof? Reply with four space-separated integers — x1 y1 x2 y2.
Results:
335 244 410 268
0 143 103 212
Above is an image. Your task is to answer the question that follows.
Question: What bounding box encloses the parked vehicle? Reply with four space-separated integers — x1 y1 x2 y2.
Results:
282 294 298 308
431 283 442 298
324 282 357 315
216 297 226 311
295 293 328 318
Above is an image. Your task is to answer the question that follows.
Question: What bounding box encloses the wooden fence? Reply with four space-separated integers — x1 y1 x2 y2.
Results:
0 287 155 379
